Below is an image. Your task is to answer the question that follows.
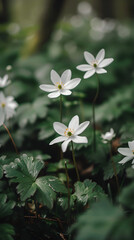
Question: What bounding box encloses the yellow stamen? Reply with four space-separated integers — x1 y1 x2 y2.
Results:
93 63 97 68
1 102 5 108
58 84 62 89
64 128 74 137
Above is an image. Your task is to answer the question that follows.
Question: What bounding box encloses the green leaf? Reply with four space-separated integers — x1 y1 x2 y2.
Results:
103 155 124 180
0 224 15 240
73 179 106 206
0 194 15 240
119 182 134 210
72 199 123 240
3 154 67 208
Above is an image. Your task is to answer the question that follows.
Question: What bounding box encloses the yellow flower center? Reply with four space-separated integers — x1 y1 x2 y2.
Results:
93 63 97 68
64 128 74 137
132 150 134 155
58 84 62 90
1 102 5 108
56 81 64 90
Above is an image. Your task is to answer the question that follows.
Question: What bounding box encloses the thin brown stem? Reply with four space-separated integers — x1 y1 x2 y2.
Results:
3 123 19 154
92 74 100 152
109 142 120 193
71 141 80 181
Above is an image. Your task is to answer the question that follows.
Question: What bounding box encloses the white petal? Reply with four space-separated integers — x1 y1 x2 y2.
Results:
3 74 8 82
110 128 114 134
128 141 134 151
60 89 72 95
76 64 93 72
61 139 71 152
0 108 5 126
53 122 67 135
72 136 88 144
61 69 71 84
0 91 5 102
39 84 57 92
118 156 133 164
6 96 14 102
69 115 79 130
84 51 95 64
75 121 90 135
99 58 114 68
48 91 60 98
51 70 61 85
95 68 107 74
64 78 81 90
84 69 95 79
5 107 15 120
118 148 133 157
50 136 67 145
8 102 18 109
96 49 105 63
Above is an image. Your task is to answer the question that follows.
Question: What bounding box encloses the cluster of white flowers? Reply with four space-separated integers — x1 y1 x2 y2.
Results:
0 74 18 127
39 49 113 152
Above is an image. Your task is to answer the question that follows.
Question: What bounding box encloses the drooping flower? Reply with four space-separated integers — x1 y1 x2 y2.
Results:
50 115 90 152
118 140 134 168
39 69 81 98
76 49 114 79
101 128 115 143
0 74 11 88
0 92 18 126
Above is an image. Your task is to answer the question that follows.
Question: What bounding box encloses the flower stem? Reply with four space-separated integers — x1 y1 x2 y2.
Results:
59 95 63 159
34 197 39 219
92 74 100 152
109 142 120 193
71 141 80 181
3 123 19 154
64 160 70 213
60 95 62 123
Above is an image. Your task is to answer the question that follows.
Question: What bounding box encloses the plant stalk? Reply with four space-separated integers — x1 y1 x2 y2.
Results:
59 95 63 159
109 141 120 193
92 74 100 152
64 161 70 213
71 141 80 181
3 123 19 154
60 94 62 123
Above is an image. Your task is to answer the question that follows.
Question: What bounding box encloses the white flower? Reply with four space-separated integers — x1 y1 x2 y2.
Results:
39 69 81 98
118 141 134 168
6 65 12 71
0 75 11 88
101 128 115 143
0 92 18 126
50 115 90 152
76 49 114 79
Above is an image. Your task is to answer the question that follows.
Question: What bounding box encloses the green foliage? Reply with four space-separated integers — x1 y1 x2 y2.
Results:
0 194 15 240
3 154 67 208
0 7 134 240
72 199 123 240
119 182 134 210
103 155 124 180
73 179 106 206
